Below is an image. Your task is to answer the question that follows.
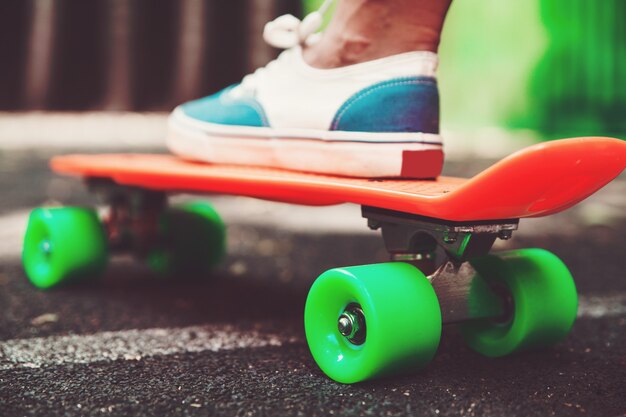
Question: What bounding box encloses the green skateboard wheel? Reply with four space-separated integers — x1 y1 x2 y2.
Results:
460 248 577 357
304 262 441 383
22 207 108 289
147 201 226 276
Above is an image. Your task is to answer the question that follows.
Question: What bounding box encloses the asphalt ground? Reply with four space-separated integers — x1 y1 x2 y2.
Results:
1 142 625 417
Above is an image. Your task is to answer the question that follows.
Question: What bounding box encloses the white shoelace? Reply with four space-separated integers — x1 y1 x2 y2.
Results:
236 0 336 95
263 0 336 49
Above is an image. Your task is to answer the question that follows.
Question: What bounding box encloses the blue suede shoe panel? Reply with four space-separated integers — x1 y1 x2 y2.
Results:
330 77 439 134
181 85 269 127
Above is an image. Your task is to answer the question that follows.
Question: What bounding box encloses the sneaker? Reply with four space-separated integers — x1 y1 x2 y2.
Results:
167 7 443 178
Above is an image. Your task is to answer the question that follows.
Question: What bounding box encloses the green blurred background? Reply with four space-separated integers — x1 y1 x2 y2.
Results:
306 0 626 140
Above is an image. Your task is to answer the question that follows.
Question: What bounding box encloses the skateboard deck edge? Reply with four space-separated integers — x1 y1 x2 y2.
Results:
49 137 626 221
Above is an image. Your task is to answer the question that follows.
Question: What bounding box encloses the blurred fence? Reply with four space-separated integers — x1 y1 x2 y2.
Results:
0 0 299 111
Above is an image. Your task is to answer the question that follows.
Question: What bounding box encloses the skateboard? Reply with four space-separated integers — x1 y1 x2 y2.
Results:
22 136 626 383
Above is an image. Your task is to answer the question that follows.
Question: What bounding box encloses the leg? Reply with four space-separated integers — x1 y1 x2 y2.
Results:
304 0 453 68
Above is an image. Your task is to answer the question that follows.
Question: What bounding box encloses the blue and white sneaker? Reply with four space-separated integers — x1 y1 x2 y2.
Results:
167 11 443 178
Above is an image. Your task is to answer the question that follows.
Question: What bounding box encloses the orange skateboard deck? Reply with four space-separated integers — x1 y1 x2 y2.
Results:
51 137 626 221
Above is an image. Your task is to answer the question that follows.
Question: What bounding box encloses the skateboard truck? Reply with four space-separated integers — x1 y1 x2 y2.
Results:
362 206 518 324
86 178 167 258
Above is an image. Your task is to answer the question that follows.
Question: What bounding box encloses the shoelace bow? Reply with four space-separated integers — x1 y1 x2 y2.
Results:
238 0 335 93
263 0 335 49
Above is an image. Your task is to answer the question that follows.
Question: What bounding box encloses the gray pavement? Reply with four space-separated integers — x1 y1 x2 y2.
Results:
1 142 625 417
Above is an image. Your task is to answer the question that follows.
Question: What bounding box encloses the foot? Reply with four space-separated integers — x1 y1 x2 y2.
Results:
167 13 443 178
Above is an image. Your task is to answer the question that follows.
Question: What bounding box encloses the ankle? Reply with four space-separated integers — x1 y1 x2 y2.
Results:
301 0 450 69
302 31 439 69
303 32 371 68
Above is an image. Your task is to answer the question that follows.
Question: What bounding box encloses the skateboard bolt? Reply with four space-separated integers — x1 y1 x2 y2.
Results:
498 230 513 240
338 316 353 336
338 304 366 345
40 240 52 256
443 232 458 244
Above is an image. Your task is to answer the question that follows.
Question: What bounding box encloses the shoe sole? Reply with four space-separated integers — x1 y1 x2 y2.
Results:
168 110 444 179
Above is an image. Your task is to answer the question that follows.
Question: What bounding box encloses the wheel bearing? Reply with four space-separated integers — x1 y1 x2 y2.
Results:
338 304 366 345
